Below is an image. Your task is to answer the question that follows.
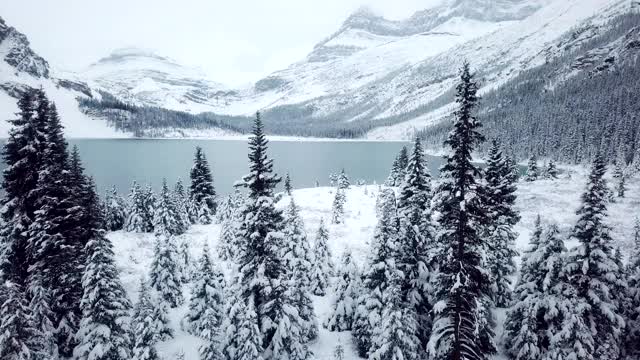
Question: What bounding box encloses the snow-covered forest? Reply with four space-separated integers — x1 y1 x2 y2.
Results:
1 63 640 360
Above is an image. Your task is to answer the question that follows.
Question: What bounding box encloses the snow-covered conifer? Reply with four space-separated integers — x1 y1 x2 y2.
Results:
563 155 625 359
178 240 193 282
353 189 398 357
153 178 182 236
131 278 171 360
125 181 147 232
626 218 640 357
310 219 334 296
617 175 626 198
282 199 318 341
284 173 293 195
338 169 350 190
545 160 558 179
428 62 496 360
74 230 132 360
395 137 435 348
173 178 191 233
385 147 409 186
0 281 39 360
484 140 520 307
142 185 156 232
185 243 224 337
503 222 570 360
149 234 183 308
331 189 346 224
324 251 360 332
224 297 263 360
104 186 127 231
190 146 217 218
526 155 539 181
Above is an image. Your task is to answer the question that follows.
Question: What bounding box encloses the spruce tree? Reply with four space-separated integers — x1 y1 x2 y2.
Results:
153 179 182 236
142 185 156 232
178 240 193 283
282 199 318 342
331 188 346 224
310 219 334 296
185 243 224 337
395 136 435 349
131 279 169 360
233 112 287 352
338 169 350 190
149 234 183 308
125 181 148 232
190 146 217 219
563 155 625 359
503 222 570 360
223 297 263 360
484 140 520 307
173 178 191 233
0 281 39 360
626 218 640 357
73 229 132 360
368 271 421 360
526 155 539 181
284 173 293 195
545 160 559 179
385 155 402 187
104 186 126 231
324 251 360 332
617 175 626 198
428 62 496 360
27 274 57 360
353 189 398 357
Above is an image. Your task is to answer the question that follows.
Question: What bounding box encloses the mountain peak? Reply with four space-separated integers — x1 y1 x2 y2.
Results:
0 16 50 78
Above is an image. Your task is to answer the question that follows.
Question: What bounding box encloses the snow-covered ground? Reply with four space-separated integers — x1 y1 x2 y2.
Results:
108 166 640 359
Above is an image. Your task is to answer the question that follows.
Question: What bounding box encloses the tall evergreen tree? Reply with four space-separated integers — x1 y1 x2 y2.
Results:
353 189 398 357
104 186 126 231
545 160 559 179
428 62 496 360
0 281 39 360
284 173 293 195
190 146 217 220
173 178 191 233
149 234 183 308
153 178 182 236
337 169 350 190
125 181 148 232
503 222 571 360
73 227 132 360
310 219 334 296
331 189 346 224
395 136 435 350
282 199 317 342
385 147 409 186
324 251 360 332
562 155 625 359
223 296 263 360
626 218 640 357
484 140 520 307
184 243 224 338
233 112 287 353
131 279 169 360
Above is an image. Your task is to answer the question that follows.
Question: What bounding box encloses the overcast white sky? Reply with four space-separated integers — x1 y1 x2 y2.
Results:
0 0 441 86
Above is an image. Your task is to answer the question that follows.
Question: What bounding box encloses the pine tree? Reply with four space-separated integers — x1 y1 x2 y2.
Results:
178 240 193 283
368 271 421 360
310 219 334 296
324 251 360 332
353 189 398 357
149 234 183 308
282 199 318 342
338 169 350 190
142 185 156 232
0 281 39 360
503 222 570 360
153 178 181 236
484 140 520 307
331 188 346 224
545 160 558 179
73 229 132 360
233 112 287 353
125 181 148 232
131 279 169 360
386 147 409 186
395 136 435 350
284 173 293 195
27 274 57 360
173 178 191 233
526 155 539 181
563 155 625 359
428 62 496 360
190 146 217 219
104 186 126 231
185 243 224 337
217 190 243 261
223 296 264 360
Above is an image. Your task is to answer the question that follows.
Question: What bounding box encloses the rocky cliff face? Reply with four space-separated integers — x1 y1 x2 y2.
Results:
0 16 49 78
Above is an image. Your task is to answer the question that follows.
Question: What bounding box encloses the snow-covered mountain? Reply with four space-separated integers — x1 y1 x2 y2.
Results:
82 48 235 113
0 0 638 138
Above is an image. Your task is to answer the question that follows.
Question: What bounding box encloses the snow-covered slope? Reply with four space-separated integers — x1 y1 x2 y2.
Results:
108 168 640 359
82 48 235 113
0 16 127 138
